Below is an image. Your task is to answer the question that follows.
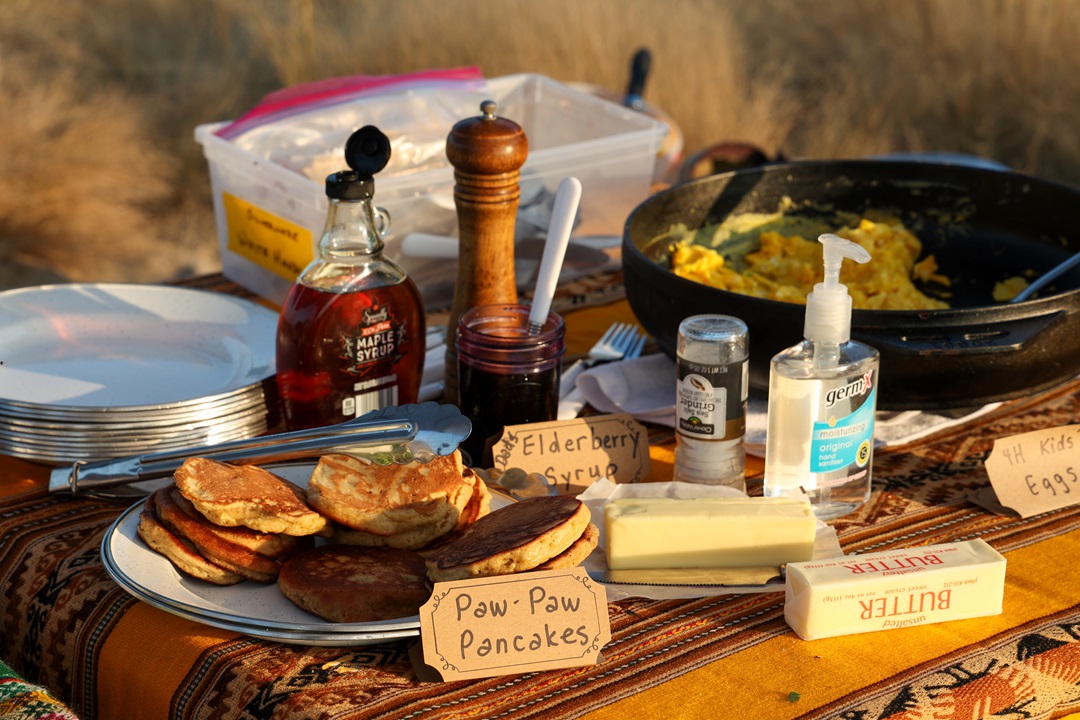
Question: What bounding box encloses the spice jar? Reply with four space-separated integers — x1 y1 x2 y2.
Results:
456 304 565 467
674 314 749 490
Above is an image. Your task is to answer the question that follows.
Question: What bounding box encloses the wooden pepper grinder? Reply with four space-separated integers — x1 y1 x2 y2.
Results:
443 100 529 404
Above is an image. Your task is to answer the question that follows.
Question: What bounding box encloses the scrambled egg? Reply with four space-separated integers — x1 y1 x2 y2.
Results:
992 275 1030 302
669 217 951 310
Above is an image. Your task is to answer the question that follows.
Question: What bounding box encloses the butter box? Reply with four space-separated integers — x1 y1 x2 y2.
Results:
784 539 1006 641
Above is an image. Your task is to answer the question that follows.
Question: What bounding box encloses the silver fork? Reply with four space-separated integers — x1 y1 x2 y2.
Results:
559 322 647 399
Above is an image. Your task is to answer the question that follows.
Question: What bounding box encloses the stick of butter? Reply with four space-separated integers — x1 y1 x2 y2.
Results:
784 538 1006 640
603 497 817 570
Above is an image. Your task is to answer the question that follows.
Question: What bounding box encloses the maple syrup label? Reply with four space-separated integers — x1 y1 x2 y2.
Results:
277 280 423 429
337 300 412 417
340 303 406 372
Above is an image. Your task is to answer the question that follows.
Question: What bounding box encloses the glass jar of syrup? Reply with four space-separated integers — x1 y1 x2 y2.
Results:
276 126 425 430
457 304 565 467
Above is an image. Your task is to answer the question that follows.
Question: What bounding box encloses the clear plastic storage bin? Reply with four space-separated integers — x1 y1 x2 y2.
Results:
195 73 668 307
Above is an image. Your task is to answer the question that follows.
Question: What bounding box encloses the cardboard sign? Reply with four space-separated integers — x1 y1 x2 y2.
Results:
983 425 1080 518
419 568 611 681
222 192 313 281
492 414 651 494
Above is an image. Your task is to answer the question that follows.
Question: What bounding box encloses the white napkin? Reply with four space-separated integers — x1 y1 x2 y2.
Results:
418 327 448 402
560 353 1000 456
559 354 677 425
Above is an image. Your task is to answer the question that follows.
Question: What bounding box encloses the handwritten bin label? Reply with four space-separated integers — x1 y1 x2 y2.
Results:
983 424 1080 517
222 192 314 281
493 413 651 494
419 568 611 681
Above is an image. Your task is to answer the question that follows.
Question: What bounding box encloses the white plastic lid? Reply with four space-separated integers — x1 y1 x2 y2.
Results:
804 233 872 344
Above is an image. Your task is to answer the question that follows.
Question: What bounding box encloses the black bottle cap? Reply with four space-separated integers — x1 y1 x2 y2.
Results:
325 125 392 200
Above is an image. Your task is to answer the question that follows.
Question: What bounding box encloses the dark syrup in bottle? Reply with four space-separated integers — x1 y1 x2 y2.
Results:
277 280 423 430
276 125 425 430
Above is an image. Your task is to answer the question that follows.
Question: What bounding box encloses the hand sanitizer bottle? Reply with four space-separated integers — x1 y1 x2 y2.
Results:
763 234 879 519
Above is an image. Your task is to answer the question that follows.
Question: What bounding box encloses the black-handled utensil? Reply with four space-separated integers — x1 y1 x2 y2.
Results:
624 48 651 111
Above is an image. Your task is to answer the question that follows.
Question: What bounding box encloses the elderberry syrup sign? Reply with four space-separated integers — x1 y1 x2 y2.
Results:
418 568 611 680
493 413 651 494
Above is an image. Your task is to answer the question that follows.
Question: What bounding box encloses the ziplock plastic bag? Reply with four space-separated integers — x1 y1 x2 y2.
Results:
215 67 487 180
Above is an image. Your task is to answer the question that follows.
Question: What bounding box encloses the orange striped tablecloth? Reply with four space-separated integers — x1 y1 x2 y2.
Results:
2 275 1079 719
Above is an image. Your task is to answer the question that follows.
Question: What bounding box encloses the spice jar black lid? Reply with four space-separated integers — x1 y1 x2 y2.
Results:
326 125 391 200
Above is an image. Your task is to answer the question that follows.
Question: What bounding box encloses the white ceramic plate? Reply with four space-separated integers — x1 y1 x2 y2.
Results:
0 284 277 408
99 549 420 647
0 381 273 421
101 464 510 645
0 421 268 465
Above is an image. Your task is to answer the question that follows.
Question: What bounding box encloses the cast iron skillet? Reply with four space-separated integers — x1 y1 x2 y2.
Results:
622 160 1080 410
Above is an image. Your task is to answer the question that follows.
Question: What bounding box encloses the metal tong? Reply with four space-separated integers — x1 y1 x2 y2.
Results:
49 401 471 494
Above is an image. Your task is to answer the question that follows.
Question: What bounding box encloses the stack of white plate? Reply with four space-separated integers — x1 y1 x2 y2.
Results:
0 283 280 464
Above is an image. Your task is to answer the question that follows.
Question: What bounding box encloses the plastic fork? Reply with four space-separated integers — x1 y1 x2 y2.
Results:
559 322 647 399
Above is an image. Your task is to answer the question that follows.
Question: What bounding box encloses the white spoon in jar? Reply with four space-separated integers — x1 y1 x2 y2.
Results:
527 176 583 335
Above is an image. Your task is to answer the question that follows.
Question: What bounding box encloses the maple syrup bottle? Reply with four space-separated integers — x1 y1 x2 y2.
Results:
276 126 425 430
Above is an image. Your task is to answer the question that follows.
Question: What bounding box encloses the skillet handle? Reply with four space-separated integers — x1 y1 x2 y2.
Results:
853 311 1064 356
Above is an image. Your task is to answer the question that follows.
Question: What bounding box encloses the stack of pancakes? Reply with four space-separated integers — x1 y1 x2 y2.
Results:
424 495 599 581
306 452 490 551
137 452 599 623
136 458 326 586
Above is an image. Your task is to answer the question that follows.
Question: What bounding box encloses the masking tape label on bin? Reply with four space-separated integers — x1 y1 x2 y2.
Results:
223 192 313 281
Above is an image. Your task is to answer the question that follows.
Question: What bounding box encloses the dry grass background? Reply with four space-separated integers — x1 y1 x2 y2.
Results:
2 0 1079 290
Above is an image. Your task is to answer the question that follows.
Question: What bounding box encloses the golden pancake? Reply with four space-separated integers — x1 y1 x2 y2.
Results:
534 522 599 570
415 471 494 556
169 490 306 559
136 494 243 586
306 452 472 537
174 457 327 536
277 545 432 623
326 505 458 550
455 469 492 532
154 487 282 583
328 470 493 550
425 496 591 581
